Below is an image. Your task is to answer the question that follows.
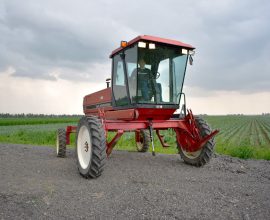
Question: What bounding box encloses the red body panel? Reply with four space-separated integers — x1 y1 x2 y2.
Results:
83 88 112 115
83 87 176 120
86 108 176 121
105 109 138 120
103 108 175 121
136 108 175 120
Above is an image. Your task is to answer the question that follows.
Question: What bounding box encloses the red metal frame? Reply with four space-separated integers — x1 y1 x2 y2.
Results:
65 109 219 156
135 129 170 148
106 130 124 155
156 130 170 148
66 126 77 145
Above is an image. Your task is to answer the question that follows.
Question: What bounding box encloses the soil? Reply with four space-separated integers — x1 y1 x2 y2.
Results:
0 144 270 220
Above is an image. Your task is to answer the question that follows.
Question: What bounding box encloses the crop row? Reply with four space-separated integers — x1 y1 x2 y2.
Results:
204 115 270 147
204 115 270 160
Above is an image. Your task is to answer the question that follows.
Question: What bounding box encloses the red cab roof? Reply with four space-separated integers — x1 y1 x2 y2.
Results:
110 35 195 58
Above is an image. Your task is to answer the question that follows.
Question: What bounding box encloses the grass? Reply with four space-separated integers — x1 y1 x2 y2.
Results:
0 116 81 126
0 115 270 160
0 123 77 146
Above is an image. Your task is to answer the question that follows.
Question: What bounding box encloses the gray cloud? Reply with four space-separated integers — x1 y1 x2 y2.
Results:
183 0 270 92
0 0 269 93
0 0 136 81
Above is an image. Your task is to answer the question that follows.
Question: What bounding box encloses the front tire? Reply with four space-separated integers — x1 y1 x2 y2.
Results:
178 117 215 166
76 116 106 178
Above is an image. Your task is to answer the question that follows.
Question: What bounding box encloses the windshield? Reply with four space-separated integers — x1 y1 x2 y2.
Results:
136 44 188 105
112 43 188 107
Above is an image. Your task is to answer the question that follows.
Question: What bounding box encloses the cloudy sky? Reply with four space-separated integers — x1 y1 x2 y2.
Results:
0 0 269 115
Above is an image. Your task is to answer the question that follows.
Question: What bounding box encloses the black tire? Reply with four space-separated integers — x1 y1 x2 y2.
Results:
178 117 215 166
136 129 150 152
76 116 106 178
56 128 66 158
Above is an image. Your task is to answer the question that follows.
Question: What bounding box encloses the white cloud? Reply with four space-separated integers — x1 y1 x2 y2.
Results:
184 86 270 115
0 67 105 114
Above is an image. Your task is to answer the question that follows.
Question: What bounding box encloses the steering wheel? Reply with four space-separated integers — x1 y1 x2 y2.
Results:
150 72 160 79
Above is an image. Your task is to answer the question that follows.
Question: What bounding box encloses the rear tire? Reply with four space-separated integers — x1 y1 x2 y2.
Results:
76 116 106 178
136 129 150 152
56 128 66 157
178 117 215 166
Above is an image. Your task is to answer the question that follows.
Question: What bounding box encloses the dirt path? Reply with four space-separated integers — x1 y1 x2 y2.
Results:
1 144 270 220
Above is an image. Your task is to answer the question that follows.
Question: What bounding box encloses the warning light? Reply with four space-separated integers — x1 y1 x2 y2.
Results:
121 41 128 48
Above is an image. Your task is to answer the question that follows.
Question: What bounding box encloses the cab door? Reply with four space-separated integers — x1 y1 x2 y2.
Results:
111 46 138 107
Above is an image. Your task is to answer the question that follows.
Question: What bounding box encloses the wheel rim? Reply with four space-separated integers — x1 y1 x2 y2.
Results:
136 133 144 151
181 148 202 159
56 133 59 155
136 142 143 151
77 125 92 169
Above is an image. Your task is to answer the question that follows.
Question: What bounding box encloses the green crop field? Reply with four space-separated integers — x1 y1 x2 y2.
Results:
0 115 269 160
204 115 270 160
0 116 80 126
0 116 81 146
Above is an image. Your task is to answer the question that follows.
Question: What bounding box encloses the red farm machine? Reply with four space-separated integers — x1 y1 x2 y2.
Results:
56 35 219 178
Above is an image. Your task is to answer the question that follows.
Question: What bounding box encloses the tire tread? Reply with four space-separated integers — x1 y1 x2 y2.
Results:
57 128 66 158
76 116 107 179
178 116 215 167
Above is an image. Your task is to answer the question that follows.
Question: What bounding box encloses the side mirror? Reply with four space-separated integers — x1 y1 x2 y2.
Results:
106 78 111 88
189 50 195 65
189 55 193 65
